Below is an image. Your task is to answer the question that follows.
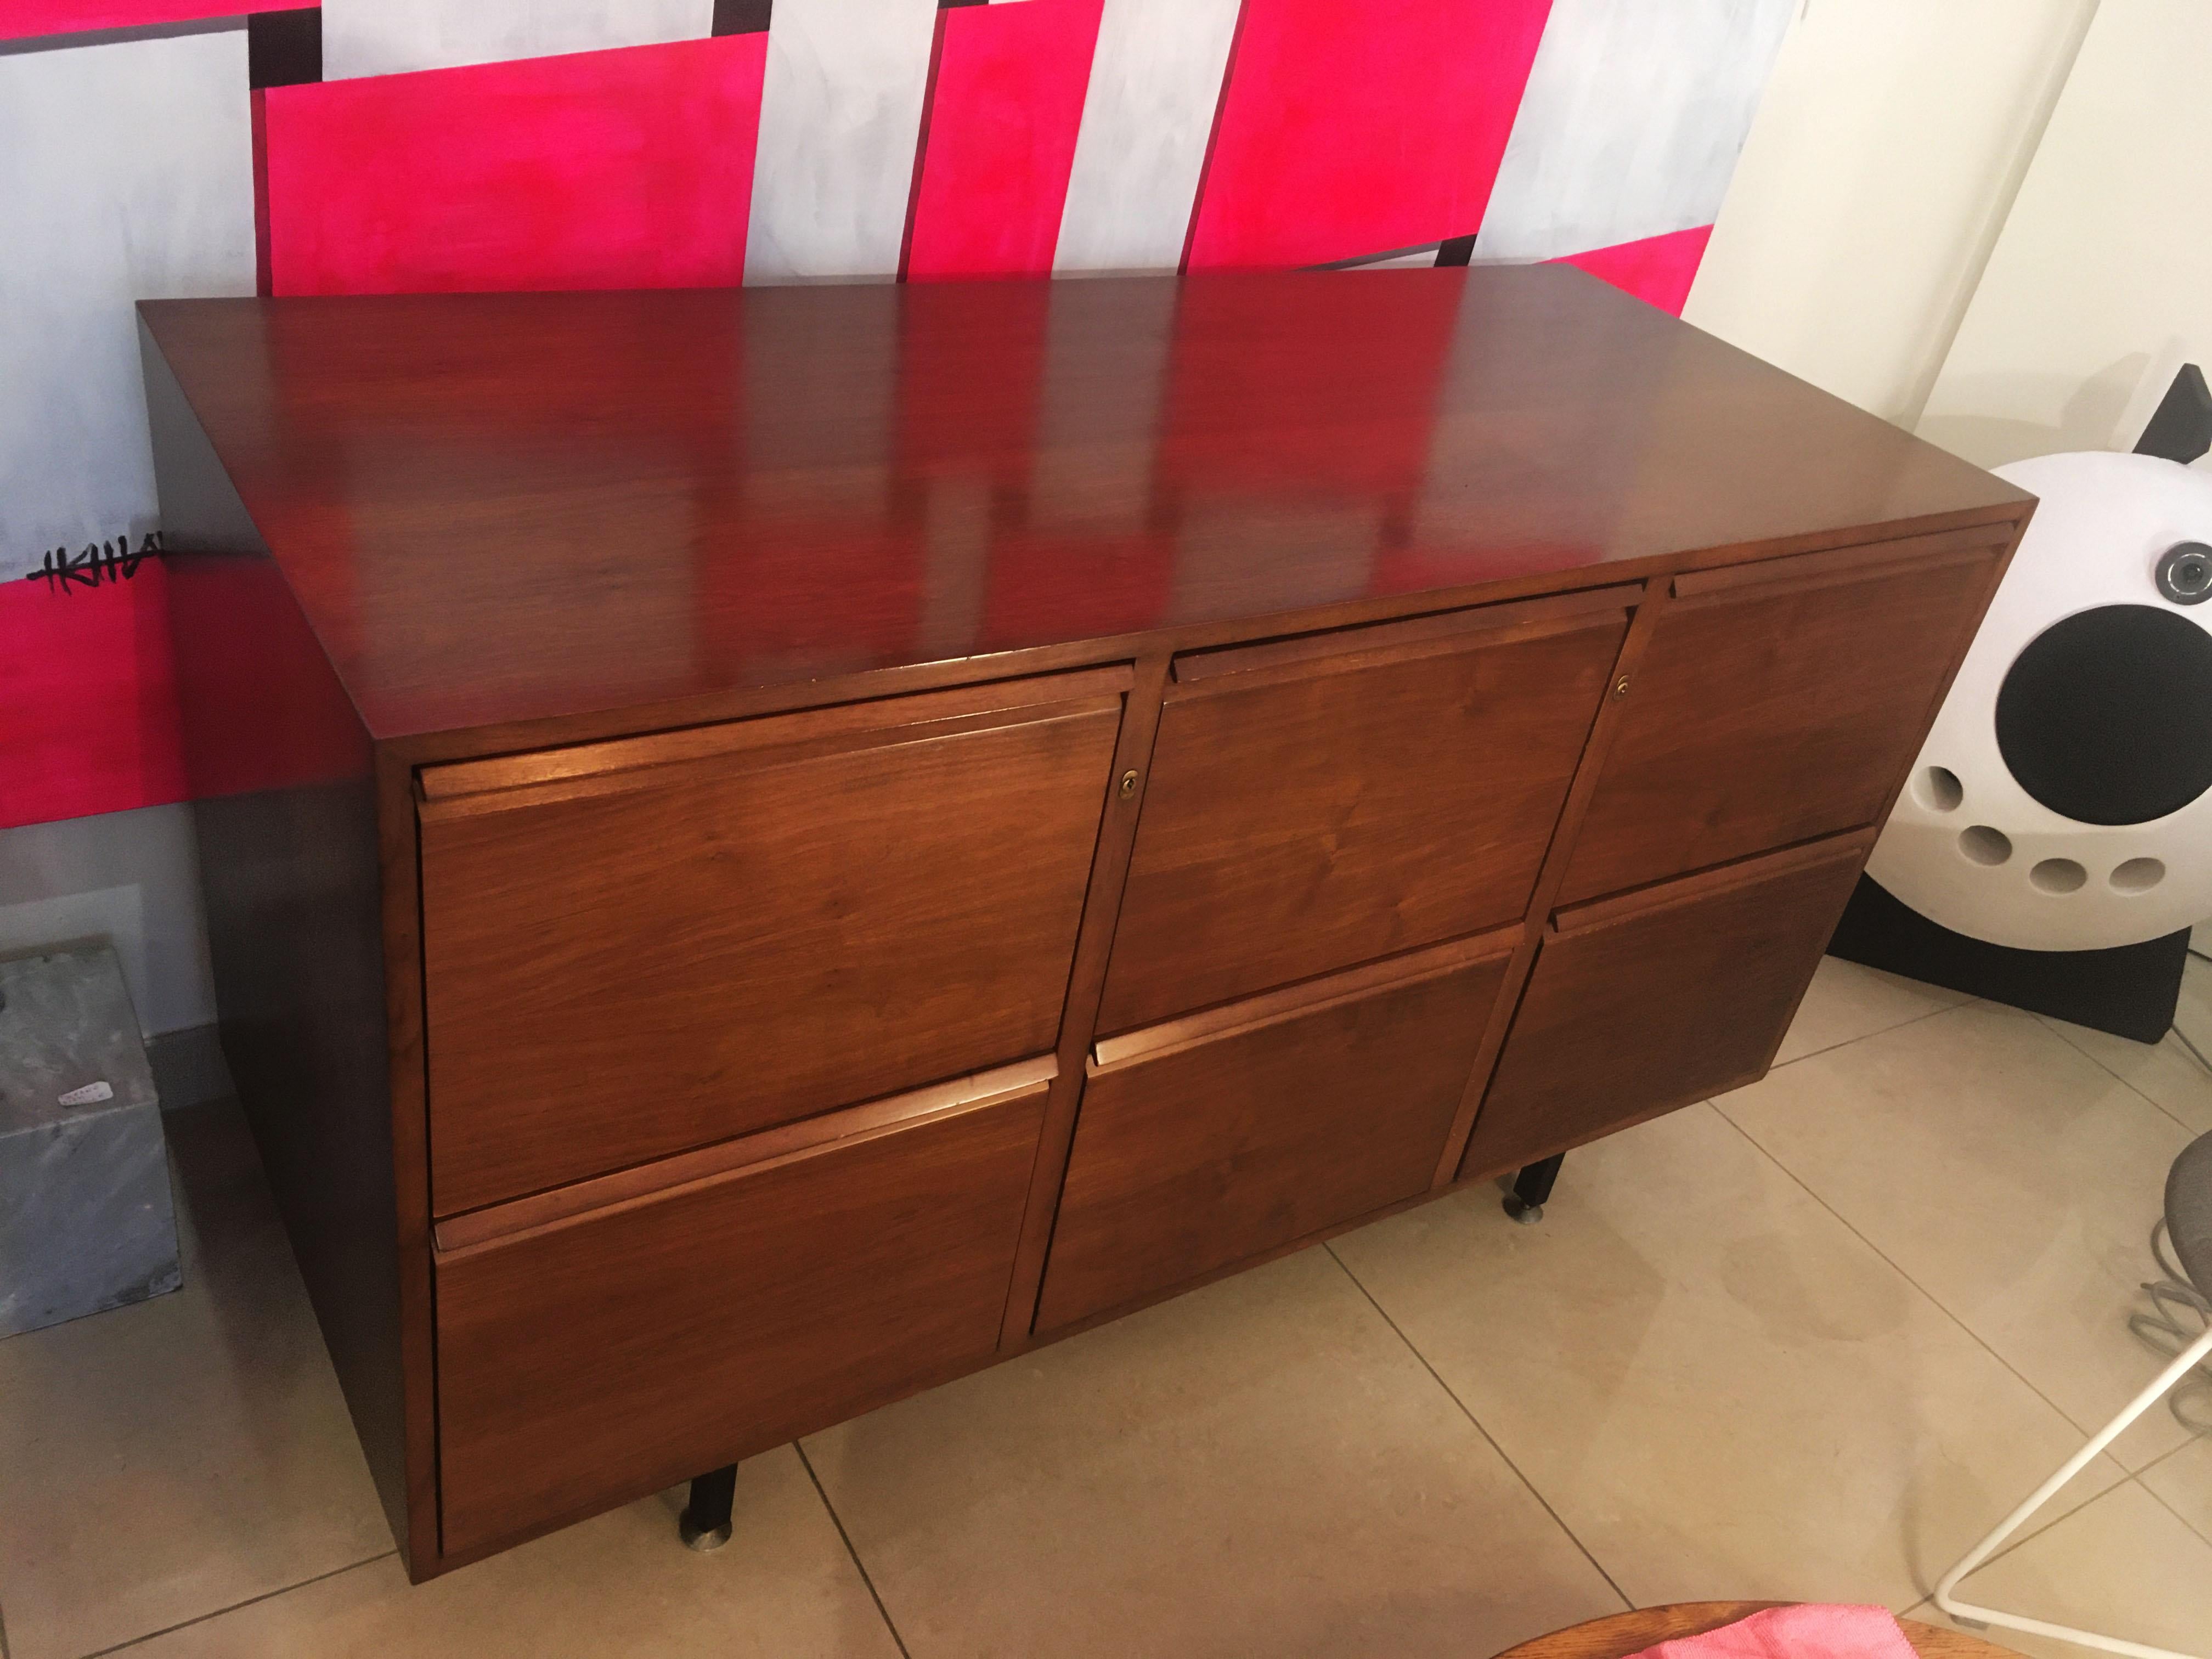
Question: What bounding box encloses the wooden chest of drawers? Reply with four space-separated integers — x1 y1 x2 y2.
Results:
141 269 2032 1579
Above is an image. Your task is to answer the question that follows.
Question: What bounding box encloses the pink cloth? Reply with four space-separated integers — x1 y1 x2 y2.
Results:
1627 1606 1922 1659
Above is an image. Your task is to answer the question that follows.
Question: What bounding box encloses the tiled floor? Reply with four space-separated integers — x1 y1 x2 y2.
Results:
3 951 2207 1658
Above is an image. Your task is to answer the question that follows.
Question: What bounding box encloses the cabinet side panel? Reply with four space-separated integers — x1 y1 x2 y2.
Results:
142 322 421 1570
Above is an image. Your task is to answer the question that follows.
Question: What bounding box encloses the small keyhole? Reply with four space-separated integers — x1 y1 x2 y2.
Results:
1119 769 1138 800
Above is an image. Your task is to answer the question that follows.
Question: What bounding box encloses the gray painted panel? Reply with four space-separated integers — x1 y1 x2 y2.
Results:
320 0 714 81
1054 0 1240 274
0 29 253 579
1478 0 1793 262
745 0 939 283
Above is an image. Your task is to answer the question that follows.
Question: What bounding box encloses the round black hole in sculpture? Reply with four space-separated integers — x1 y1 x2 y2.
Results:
1994 603 2212 826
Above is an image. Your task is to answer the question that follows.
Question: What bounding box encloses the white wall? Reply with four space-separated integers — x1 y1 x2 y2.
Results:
1685 0 2099 426
0 803 215 1038
1918 0 2210 469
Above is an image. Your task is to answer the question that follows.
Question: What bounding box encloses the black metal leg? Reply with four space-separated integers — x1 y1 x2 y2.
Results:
1503 1154 1564 1225
679 1463 737 1551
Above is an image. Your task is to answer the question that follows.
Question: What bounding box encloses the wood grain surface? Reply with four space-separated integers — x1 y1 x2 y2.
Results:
1557 544 2005 905
1097 605 1626 1034
1463 834 1876 1181
419 684 1119 1213
1039 935 1514 1332
433 1079 1048 1556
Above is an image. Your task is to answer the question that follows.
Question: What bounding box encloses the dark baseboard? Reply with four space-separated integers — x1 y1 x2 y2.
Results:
1829 876 2189 1045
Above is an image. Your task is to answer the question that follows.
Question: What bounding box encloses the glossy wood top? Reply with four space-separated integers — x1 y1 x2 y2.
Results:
139 268 2029 745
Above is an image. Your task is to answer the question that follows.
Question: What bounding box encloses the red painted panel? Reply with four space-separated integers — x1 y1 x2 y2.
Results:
1186 0 1554 272
0 568 186 831
903 0 1106 281
0 1 297 41
262 36 766 297
165 543 369 801
1551 223 1713 318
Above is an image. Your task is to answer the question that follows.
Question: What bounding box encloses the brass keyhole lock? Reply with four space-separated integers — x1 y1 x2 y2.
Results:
1119 769 1139 800
1613 676 1631 698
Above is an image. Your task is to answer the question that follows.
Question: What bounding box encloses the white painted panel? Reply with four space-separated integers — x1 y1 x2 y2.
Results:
1345 247 1446 270
320 0 714 81
0 803 216 1037
745 0 938 283
1477 0 1793 262
1918 0 2212 469
0 29 253 580
1054 0 1239 273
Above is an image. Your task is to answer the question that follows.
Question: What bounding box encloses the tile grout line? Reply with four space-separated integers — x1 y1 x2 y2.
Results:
1702 1098 2137 1566
76 1550 397 1657
2132 1441 2212 1551
794 1441 913 1659
1768 998 1977 1076
1322 1240 1637 1615
2031 1010 2211 1142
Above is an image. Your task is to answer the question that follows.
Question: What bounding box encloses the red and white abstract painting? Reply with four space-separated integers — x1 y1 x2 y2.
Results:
0 0 1795 830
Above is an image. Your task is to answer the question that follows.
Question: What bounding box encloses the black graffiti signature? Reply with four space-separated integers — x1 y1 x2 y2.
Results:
29 533 163 594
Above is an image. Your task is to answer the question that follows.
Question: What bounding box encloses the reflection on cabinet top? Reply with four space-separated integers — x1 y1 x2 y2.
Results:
139 268 2032 748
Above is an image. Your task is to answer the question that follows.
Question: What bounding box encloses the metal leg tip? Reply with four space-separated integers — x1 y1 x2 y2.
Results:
679 1463 738 1552
1504 1196 1544 1225
680 1514 733 1551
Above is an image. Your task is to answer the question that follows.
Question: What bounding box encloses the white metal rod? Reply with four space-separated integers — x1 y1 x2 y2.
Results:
1933 1323 2212 1659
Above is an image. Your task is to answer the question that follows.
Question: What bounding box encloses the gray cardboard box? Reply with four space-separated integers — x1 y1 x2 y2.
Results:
0 946 182 1338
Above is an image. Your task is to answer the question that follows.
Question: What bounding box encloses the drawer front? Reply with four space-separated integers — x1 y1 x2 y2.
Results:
1460 834 1871 1181
1097 596 1627 1035
1038 935 1515 1334
433 1071 1048 1557
1557 537 2002 905
419 674 1122 1214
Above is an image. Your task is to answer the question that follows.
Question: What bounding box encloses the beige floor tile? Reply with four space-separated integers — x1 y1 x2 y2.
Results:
2036 954 2212 1137
2140 1434 2212 1548
1929 1478 2212 1659
1775 958 1974 1069
805 1245 1626 1659
0 1100 392 1659
118 1451 898 1658
1330 1104 2126 1613
1717 1004 2200 1471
